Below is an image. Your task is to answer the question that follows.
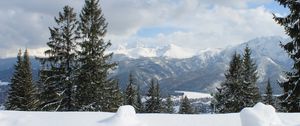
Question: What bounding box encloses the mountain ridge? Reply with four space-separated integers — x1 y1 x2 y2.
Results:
109 43 222 59
111 36 291 94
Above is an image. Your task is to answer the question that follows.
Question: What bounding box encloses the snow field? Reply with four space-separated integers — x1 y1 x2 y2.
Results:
1 103 300 126
175 91 212 99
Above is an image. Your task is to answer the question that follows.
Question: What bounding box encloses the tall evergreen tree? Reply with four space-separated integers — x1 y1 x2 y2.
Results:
75 0 116 111
214 47 261 113
274 0 300 112
241 46 261 107
6 50 23 110
214 52 244 113
22 49 38 110
145 79 162 113
179 96 193 114
164 95 175 113
264 79 274 106
37 6 78 111
6 49 38 111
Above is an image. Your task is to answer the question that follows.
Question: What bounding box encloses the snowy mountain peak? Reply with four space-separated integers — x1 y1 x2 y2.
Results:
112 36 286 59
111 43 199 59
110 44 157 58
157 44 196 59
196 48 222 60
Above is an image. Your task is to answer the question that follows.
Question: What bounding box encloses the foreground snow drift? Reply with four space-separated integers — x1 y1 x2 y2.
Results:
99 105 145 126
240 103 283 126
1 104 300 126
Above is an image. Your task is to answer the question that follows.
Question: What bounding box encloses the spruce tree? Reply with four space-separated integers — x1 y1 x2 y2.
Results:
154 82 163 113
179 96 193 114
106 80 123 112
214 47 261 113
75 0 116 111
214 52 244 113
136 85 144 113
125 73 137 108
6 49 38 111
21 49 38 110
264 79 274 106
145 79 162 113
241 46 261 107
164 95 175 113
274 0 300 112
6 50 23 110
37 6 77 111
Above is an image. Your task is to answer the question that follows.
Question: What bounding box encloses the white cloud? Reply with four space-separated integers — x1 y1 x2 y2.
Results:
0 0 285 58
105 0 285 49
0 0 82 58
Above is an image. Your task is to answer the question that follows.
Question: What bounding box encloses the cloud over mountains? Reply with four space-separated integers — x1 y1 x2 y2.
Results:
0 0 286 58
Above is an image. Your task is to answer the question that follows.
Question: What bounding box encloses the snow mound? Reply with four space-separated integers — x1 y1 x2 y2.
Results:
99 105 146 126
240 102 283 126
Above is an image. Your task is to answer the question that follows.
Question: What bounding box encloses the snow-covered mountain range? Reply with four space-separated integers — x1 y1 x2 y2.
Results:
0 36 292 100
110 36 291 94
109 43 222 59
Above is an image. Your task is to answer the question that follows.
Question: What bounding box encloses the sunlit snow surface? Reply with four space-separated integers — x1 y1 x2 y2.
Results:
241 102 283 126
99 105 145 126
1 104 300 126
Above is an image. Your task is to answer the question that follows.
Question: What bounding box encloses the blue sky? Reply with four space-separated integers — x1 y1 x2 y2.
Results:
249 1 288 14
0 0 289 58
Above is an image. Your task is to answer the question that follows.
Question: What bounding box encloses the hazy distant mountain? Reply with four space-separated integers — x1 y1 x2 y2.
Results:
0 36 292 99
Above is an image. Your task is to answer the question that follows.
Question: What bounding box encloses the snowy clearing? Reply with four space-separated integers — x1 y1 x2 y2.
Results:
175 91 212 99
1 103 300 126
